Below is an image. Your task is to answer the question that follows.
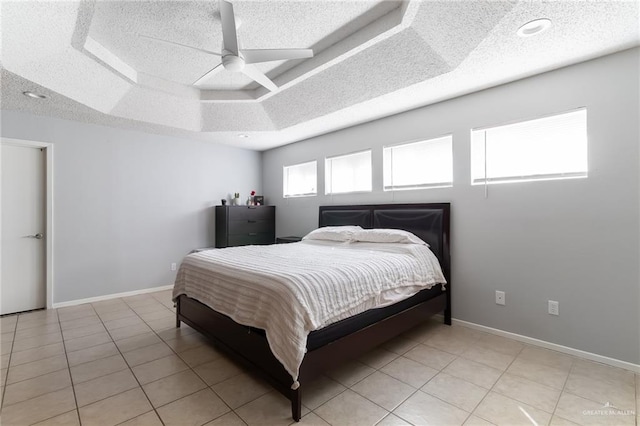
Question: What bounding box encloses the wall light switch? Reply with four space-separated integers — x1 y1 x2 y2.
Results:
548 300 559 316
495 291 506 306
171 263 177 271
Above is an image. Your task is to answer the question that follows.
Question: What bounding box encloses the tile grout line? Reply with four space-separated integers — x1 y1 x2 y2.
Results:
419 332 482 425
12 326 61 344
159 290 307 425
13 305 133 416
148 291 261 423
0 314 19 411
15 295 625 426
55 306 83 426
138 293 202 425
203 366 267 422
0 315 533 425
19 309 80 426
170 330 259 423
352 364 421 423
1 299 179 422
2 318 70 402
386 330 483 425
309 387 352 425
552 360 638 420
315 334 460 426
1 357 69 389
479 345 616 424
94 303 640 424
97 293 237 425
359 352 418 426
487 345 580 420
136 292 244 426
85 296 188 422
463 341 526 425
402 355 475 424
313 328 481 425
318 328 463 425
549 355 576 422
0 303 559 425
98 297 170 426
10 327 62 353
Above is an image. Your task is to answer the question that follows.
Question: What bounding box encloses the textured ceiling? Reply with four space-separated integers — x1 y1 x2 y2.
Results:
1 0 639 150
88 1 399 90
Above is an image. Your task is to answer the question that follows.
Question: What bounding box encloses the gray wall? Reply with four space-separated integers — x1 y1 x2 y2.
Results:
1 111 262 303
262 48 640 364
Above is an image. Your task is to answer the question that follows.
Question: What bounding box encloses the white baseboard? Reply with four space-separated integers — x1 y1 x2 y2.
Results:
52 285 174 309
447 317 640 374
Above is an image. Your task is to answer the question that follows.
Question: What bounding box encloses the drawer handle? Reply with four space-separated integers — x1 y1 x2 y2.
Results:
247 220 256 223
248 233 258 236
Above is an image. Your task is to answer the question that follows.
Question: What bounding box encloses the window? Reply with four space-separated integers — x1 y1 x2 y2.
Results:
283 161 317 197
325 150 372 194
383 135 453 190
471 109 588 185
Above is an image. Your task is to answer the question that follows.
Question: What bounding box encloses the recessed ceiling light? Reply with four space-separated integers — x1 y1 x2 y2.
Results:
238 134 249 138
517 18 552 37
23 91 47 99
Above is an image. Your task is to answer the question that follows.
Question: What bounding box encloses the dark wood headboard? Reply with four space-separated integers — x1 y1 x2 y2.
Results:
318 203 451 283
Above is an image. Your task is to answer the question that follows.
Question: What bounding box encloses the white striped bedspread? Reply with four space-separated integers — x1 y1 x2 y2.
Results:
173 239 446 386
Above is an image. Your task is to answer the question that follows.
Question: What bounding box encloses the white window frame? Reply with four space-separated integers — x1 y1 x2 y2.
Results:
471 108 588 185
325 149 372 195
383 135 453 191
283 160 317 198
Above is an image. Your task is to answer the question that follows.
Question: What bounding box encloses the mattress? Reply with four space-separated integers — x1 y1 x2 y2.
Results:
173 239 446 385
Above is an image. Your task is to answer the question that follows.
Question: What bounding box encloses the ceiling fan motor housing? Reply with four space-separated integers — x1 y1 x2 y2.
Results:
222 53 245 72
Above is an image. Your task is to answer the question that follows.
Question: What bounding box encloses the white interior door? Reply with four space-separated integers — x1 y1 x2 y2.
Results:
1 143 46 315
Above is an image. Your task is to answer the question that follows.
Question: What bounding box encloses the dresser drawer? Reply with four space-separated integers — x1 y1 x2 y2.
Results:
228 219 274 235
228 233 274 246
228 206 275 221
215 205 276 248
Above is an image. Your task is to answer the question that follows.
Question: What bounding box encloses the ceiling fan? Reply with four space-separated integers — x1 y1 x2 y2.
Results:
138 0 313 91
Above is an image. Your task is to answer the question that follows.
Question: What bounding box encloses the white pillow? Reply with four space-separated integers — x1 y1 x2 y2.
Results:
302 226 362 242
352 228 428 246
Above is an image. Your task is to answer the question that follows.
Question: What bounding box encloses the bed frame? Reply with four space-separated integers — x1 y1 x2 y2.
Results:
176 203 451 421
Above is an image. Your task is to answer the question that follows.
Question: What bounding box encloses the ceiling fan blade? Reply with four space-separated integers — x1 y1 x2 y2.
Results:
242 49 314 64
220 0 239 55
193 62 224 86
242 65 277 91
137 34 221 56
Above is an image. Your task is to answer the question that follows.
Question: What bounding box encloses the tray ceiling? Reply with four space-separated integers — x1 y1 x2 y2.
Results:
1 0 638 150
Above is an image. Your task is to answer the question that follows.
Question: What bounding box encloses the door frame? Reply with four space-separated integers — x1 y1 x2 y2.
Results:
1 137 54 309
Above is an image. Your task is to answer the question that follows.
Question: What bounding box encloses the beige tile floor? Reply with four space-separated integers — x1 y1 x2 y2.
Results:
0 290 637 426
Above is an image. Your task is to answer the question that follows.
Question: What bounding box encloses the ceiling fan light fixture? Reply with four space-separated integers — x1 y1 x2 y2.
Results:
222 54 245 72
517 18 552 37
23 90 47 99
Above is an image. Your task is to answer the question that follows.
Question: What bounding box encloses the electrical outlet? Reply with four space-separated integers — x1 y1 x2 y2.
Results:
548 300 559 316
495 291 505 306
171 263 177 271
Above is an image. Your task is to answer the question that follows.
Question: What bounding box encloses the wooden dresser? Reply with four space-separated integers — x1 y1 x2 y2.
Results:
215 205 276 248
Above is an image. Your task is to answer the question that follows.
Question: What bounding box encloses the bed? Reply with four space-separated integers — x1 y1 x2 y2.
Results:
174 203 451 421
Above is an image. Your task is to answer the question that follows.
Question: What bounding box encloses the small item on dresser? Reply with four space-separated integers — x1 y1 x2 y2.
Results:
233 192 240 206
254 195 264 206
221 199 227 205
